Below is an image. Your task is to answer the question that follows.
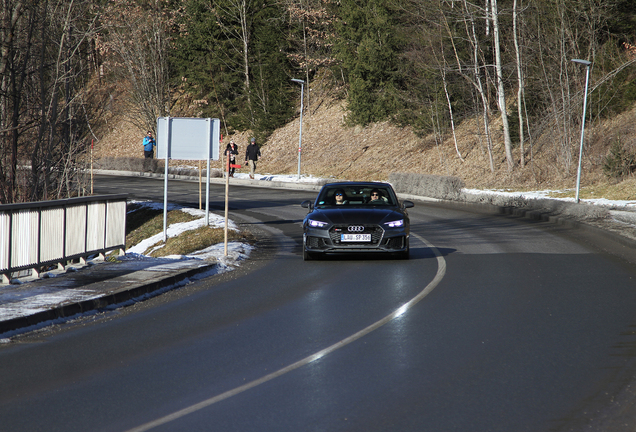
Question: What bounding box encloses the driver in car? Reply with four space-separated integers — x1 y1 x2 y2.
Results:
334 189 348 205
369 189 386 203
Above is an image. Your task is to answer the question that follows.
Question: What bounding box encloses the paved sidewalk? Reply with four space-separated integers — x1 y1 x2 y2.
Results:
0 256 216 335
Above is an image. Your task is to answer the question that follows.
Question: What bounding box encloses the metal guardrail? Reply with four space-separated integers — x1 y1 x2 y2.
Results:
0 194 127 284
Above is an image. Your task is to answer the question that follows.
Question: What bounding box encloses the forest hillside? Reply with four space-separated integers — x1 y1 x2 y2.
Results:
5 1 636 203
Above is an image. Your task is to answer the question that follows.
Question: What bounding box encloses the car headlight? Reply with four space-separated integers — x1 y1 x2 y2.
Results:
308 219 328 228
384 219 404 228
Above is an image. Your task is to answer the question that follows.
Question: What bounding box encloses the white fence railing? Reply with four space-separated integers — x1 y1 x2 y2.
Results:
0 195 127 284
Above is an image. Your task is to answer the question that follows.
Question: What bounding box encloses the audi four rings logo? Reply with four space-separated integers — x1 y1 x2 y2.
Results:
348 226 365 232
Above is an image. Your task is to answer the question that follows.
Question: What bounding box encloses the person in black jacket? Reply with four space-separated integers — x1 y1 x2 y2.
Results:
244 137 261 179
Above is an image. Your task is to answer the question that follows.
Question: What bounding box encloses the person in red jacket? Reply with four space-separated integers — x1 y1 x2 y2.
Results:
225 140 239 177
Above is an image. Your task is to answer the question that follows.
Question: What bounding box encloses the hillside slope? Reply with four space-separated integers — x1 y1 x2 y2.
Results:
94 85 636 195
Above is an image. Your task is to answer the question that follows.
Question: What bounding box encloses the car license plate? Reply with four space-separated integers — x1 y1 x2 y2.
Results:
341 233 371 242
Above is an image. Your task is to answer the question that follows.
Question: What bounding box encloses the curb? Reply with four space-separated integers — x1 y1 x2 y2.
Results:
93 169 324 192
405 194 636 255
0 262 216 335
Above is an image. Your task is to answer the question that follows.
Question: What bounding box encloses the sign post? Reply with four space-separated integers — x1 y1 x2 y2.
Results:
224 147 241 256
157 117 220 241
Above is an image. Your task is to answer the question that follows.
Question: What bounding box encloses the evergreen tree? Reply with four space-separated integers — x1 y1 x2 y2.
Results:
331 0 406 125
250 4 295 134
172 0 294 138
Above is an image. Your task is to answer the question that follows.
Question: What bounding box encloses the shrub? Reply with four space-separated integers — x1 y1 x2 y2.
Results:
602 139 636 180
389 172 464 200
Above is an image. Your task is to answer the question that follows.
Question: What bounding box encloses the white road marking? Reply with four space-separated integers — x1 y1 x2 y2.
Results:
125 232 446 432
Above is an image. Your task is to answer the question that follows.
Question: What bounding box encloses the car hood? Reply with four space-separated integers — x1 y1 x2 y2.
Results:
311 207 405 225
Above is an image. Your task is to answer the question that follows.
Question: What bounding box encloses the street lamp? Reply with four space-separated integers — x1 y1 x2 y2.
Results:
291 78 305 180
571 59 592 203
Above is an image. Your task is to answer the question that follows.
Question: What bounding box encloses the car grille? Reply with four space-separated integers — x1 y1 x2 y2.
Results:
329 224 384 245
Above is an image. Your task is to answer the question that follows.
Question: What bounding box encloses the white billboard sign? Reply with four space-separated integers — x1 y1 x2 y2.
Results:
155 117 221 235
156 117 220 160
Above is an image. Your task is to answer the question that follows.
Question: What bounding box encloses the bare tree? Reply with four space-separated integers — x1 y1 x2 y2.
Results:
0 1 24 77
437 14 464 162
460 0 495 172
210 0 259 126
0 0 27 203
490 0 514 171
0 0 99 203
513 0 525 167
100 0 171 134
283 0 336 113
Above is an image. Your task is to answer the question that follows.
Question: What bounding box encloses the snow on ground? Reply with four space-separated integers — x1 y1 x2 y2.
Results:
121 172 325 270
127 202 238 255
463 188 636 210
237 171 636 211
231 171 327 184
126 200 251 274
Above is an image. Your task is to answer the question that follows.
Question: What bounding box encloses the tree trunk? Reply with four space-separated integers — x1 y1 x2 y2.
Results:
491 0 514 171
240 0 253 125
441 61 464 162
513 0 525 167
462 0 494 172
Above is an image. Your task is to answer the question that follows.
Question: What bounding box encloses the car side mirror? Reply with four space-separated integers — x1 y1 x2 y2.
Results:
402 200 414 209
301 200 314 210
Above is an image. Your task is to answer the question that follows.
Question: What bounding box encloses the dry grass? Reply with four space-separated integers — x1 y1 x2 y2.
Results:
125 205 198 250
548 177 636 201
125 203 253 257
152 225 250 257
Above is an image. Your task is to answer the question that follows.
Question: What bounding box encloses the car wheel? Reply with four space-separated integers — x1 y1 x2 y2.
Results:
397 239 410 260
400 247 410 260
303 247 313 261
303 237 314 261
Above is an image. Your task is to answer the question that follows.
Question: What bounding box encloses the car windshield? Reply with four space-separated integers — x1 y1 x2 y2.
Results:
315 185 397 207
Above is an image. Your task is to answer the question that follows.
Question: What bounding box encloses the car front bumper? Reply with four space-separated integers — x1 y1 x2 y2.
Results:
304 224 409 254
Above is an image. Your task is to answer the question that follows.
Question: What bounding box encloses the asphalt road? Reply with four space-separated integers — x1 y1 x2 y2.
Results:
1 174 636 432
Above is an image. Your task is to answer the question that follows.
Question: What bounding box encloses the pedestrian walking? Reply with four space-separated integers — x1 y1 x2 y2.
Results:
244 137 261 179
225 140 239 177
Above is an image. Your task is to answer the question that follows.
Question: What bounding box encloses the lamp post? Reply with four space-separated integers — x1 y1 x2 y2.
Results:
571 59 591 203
291 78 305 180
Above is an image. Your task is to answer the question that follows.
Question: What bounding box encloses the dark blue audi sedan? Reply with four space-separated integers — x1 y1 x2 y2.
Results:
300 181 414 260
